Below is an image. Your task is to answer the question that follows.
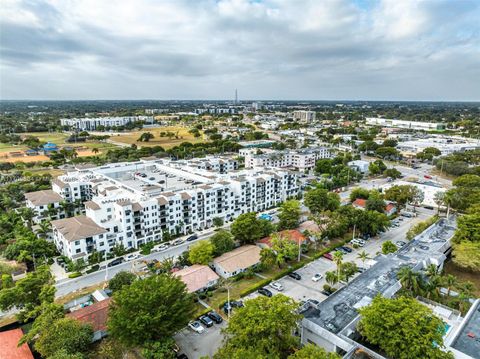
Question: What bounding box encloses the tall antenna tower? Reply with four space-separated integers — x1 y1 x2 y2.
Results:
234 89 238 105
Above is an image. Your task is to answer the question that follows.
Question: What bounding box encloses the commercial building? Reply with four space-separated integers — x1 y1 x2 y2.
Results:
300 218 457 357
293 110 316 122
347 160 370 174
396 136 480 156
365 117 445 131
242 147 332 172
60 116 154 130
46 158 299 261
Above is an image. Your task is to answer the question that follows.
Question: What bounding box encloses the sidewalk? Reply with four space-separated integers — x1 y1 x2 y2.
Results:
50 261 68 281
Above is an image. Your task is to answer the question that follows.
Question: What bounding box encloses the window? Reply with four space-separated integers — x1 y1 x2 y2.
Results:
75 240 80 245
76 248 81 253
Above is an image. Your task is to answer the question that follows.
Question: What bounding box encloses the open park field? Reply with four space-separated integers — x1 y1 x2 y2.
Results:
112 126 204 149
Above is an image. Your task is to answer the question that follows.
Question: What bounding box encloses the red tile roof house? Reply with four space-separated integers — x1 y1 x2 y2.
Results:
174 264 220 293
257 229 307 249
353 198 397 216
0 328 34 359
66 297 111 341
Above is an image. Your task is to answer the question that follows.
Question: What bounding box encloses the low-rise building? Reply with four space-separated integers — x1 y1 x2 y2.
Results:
0 328 34 359
67 297 111 341
258 229 306 249
174 264 219 293
60 116 154 130
347 160 370 174
366 117 445 131
213 245 261 278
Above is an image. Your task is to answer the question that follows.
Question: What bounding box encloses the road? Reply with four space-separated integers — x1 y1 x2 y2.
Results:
54 228 218 298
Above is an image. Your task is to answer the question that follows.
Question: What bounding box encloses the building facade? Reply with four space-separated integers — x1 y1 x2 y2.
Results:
293 110 316 122
60 116 154 130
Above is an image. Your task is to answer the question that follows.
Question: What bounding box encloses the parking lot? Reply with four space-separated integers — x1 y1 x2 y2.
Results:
174 320 226 358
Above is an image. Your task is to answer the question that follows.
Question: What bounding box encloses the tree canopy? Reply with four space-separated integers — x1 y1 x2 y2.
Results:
304 187 340 214
231 212 273 244
210 229 236 256
278 199 301 230
188 239 214 265
108 271 137 292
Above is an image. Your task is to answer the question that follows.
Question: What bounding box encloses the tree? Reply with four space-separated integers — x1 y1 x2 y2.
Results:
434 191 446 214
137 132 154 142
278 199 301 230
270 233 298 267
288 344 340 359
358 296 453 359
213 217 224 228
231 212 273 244
210 229 235 256
357 251 371 267
304 188 340 214
108 271 136 292
397 266 422 294
368 160 386 176
382 240 397 255
452 241 480 272
108 274 195 346
384 185 416 208
260 247 276 269
188 240 214 265
375 147 399 160
410 187 425 212
34 317 93 358
333 251 343 281
365 191 385 213
216 295 300 358
383 167 402 179
340 262 358 283
20 302 65 345
325 271 338 286
142 338 177 359
349 187 370 202
442 274 458 298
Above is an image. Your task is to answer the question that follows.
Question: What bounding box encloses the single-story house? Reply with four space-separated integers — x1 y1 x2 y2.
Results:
174 264 219 293
257 229 306 249
352 198 367 210
353 198 397 216
67 297 111 341
0 328 34 359
385 202 397 216
213 245 261 279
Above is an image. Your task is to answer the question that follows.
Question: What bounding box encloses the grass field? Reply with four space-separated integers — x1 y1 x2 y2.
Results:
112 126 205 149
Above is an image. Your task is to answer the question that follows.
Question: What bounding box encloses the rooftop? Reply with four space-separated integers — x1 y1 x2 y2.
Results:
450 300 480 358
213 245 261 273
67 297 111 332
0 328 34 359
51 215 108 242
174 264 219 293
24 189 63 206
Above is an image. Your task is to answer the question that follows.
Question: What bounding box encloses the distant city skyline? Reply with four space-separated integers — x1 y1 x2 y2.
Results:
1 0 479 101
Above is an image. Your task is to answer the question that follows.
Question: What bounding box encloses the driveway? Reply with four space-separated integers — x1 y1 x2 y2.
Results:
174 321 226 359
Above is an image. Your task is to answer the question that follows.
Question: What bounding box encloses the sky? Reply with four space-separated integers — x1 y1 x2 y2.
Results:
0 0 479 101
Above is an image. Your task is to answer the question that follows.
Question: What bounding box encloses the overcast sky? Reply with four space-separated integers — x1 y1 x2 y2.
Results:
1 0 479 101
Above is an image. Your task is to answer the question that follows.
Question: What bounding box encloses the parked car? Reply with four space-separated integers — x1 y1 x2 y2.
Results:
125 253 141 261
107 257 124 267
177 354 188 359
395 241 407 248
153 243 169 252
357 267 366 273
258 287 273 297
312 273 323 282
171 239 185 246
207 311 223 324
270 281 284 291
223 300 244 315
199 315 214 328
323 252 333 261
288 272 302 280
341 246 353 253
351 238 365 247
307 299 320 308
186 234 198 242
188 321 205 334
335 247 348 254
424 175 432 179
321 290 331 296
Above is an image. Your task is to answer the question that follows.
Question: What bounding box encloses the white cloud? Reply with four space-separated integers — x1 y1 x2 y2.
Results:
0 0 479 100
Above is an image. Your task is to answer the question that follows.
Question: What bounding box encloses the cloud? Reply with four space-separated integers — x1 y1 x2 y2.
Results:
0 0 479 100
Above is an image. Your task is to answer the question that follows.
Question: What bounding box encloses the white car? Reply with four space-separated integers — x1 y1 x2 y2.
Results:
270 281 284 291
351 238 365 247
152 243 169 252
188 321 205 334
171 239 185 246
125 253 141 261
312 273 323 282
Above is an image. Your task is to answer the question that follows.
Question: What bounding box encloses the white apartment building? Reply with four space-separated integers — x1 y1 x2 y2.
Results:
60 116 154 130
242 147 332 172
168 156 238 173
24 190 65 223
366 117 445 131
293 110 316 122
47 159 299 261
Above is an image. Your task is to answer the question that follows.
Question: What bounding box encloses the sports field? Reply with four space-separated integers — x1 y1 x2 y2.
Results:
112 126 204 149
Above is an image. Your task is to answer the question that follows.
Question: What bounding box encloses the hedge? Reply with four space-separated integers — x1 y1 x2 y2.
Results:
406 215 439 240
68 272 82 279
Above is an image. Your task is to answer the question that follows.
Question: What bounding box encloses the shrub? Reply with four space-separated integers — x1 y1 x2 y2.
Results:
406 216 439 240
86 265 100 274
68 272 82 279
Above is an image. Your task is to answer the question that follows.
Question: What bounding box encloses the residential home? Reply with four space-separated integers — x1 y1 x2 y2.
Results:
352 198 367 210
174 264 219 293
213 245 261 278
258 229 306 249
67 297 111 341
0 328 34 359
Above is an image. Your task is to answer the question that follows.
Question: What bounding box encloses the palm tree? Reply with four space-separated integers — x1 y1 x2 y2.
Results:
92 147 99 155
425 264 439 279
36 221 51 238
325 271 338 286
442 274 458 298
357 251 371 268
20 207 35 228
333 251 344 282
425 275 442 301
397 267 422 294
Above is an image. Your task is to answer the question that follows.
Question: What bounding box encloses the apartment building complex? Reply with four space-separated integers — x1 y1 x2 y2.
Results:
60 116 154 130
241 147 332 172
366 117 445 131
293 110 316 122
45 158 299 261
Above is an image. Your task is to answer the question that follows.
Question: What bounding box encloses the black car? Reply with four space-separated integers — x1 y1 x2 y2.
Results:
207 311 223 324
320 290 331 296
258 287 273 297
223 300 244 315
340 246 353 253
199 315 214 327
107 257 124 267
186 234 198 242
177 354 188 359
288 272 302 280
336 247 348 254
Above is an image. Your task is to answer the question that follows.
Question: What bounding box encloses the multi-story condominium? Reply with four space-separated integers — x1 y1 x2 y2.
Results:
47 159 299 261
168 156 238 173
293 110 316 122
24 190 65 223
60 116 154 130
365 117 445 131
241 147 332 172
